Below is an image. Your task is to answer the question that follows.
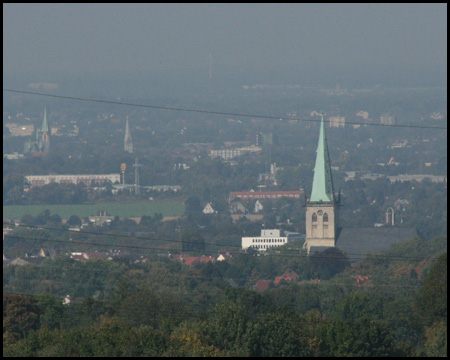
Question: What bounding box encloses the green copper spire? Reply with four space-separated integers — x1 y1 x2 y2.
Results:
310 114 335 202
41 107 49 133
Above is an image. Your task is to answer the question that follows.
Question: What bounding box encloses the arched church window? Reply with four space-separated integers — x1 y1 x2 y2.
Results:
312 213 317 222
323 213 328 222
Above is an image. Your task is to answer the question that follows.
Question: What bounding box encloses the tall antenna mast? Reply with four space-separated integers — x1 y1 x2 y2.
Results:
133 158 142 195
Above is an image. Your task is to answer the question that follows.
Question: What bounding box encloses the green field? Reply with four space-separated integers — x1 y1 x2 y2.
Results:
3 201 185 220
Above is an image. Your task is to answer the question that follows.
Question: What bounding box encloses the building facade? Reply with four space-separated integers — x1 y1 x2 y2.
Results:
25 174 121 187
209 145 261 160
242 229 289 252
329 116 345 128
228 190 302 203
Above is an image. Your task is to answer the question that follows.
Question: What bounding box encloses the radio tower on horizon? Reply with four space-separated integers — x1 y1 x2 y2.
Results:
124 116 133 153
133 158 142 195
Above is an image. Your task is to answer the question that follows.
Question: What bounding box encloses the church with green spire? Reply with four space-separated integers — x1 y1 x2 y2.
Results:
305 114 339 253
304 114 417 259
24 107 50 156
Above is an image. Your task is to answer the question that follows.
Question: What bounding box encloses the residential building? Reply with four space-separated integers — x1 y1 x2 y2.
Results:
380 115 394 125
329 116 345 128
274 269 299 285
356 110 369 121
202 203 215 214
229 201 247 214
228 190 302 203
63 295 72 305
5 123 35 136
169 254 215 267
209 145 261 160
254 200 264 213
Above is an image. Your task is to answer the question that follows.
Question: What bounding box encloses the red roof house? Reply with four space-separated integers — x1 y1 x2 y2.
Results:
255 280 272 292
274 269 299 286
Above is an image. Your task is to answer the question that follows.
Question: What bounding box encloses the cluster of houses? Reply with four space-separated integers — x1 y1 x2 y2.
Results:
255 269 300 292
3 249 126 268
168 252 230 266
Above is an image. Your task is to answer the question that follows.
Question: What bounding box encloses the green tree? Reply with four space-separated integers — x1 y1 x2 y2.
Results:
309 247 351 280
420 320 447 357
247 307 312 357
322 318 404 357
180 228 205 252
35 293 64 330
67 214 82 227
415 252 447 326
200 299 248 354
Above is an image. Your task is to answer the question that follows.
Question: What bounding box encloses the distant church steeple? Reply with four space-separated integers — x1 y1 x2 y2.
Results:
41 107 49 133
25 107 50 156
310 114 334 202
124 117 133 153
305 114 339 253
40 107 50 154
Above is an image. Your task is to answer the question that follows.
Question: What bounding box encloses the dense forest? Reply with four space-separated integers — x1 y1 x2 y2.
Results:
3 235 447 357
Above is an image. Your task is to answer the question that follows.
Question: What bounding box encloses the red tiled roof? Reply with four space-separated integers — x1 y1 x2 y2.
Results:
274 269 299 286
230 190 303 196
172 254 214 267
255 280 272 292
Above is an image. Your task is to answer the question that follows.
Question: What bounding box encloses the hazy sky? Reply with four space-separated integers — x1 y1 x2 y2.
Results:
3 3 447 87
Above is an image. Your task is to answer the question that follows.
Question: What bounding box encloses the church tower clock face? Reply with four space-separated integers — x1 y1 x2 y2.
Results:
317 210 323 216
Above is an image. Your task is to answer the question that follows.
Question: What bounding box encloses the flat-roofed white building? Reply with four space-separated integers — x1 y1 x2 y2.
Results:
242 229 289 252
209 145 262 160
25 174 121 187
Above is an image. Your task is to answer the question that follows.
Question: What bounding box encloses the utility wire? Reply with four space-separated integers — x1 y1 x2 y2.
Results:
2 267 425 289
4 228 441 262
3 88 447 130
5 221 439 261
6 289 437 327
4 222 433 260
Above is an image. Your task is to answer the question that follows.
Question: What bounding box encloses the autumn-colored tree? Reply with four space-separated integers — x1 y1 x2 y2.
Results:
3 293 40 346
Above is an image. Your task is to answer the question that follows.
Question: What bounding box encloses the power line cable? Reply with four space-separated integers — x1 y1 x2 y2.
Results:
5 222 440 261
3 222 427 260
2 257 427 289
6 290 439 328
2 273 425 291
4 230 441 262
3 88 447 130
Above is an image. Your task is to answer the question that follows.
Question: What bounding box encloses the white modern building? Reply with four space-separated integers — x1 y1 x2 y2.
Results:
25 174 121 187
242 229 289 252
209 145 262 160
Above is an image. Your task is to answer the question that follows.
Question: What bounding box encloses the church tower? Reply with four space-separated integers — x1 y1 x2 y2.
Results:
124 117 133 153
39 107 50 154
305 114 339 253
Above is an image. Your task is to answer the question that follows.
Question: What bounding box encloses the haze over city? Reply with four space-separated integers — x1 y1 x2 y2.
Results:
3 3 447 357
3 3 447 97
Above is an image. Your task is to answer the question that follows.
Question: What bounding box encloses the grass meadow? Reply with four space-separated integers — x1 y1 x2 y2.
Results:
3 201 185 220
